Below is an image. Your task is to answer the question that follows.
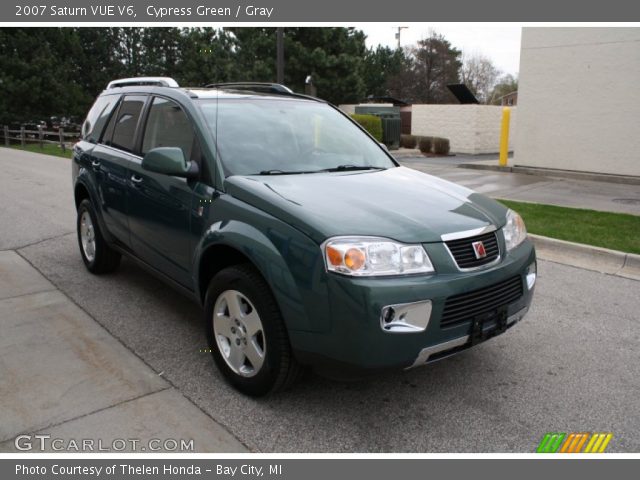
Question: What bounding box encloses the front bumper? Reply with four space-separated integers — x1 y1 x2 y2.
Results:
407 305 529 368
290 238 536 375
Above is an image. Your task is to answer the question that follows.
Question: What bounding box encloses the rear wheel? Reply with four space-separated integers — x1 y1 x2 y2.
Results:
204 264 302 396
76 199 121 274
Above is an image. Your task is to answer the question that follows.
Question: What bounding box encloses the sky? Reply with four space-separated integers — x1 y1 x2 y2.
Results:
358 24 522 76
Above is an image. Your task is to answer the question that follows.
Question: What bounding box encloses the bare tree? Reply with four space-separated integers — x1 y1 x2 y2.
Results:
460 52 501 104
396 31 462 104
488 73 518 105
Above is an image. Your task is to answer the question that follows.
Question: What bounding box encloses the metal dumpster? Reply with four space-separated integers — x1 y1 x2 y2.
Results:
354 105 402 150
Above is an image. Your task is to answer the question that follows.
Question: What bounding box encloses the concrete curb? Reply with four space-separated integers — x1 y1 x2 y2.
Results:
458 163 640 185
529 234 640 281
392 149 422 158
392 149 457 159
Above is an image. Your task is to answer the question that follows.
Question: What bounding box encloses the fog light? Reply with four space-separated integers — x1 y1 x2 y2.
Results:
380 300 432 333
526 262 537 290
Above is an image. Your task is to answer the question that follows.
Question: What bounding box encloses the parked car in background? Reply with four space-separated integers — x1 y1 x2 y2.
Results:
72 77 536 396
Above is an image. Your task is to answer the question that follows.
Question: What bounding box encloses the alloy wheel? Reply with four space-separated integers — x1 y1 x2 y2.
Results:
213 289 266 377
79 210 96 262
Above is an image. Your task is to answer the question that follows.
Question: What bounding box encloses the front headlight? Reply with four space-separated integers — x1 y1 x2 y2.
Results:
323 237 435 276
503 209 527 251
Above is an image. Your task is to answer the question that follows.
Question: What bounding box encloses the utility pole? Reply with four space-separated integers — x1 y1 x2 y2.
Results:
276 27 284 84
395 26 408 49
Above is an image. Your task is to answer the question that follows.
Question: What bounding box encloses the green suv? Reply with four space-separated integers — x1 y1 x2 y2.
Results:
72 77 536 396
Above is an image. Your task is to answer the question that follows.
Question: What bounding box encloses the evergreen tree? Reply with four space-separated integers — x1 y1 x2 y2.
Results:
362 45 409 99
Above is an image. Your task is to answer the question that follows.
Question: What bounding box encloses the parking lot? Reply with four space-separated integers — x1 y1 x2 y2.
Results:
1 149 639 452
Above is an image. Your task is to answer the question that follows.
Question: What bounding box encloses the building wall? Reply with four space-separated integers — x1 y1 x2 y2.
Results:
501 92 517 106
338 104 357 115
339 104 394 115
515 27 640 176
411 104 516 154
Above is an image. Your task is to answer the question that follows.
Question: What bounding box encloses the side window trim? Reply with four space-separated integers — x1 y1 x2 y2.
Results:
139 95 199 162
127 94 150 156
101 94 149 155
135 95 154 155
83 94 119 143
98 94 122 146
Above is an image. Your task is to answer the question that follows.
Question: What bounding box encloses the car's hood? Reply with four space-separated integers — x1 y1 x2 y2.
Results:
224 166 507 244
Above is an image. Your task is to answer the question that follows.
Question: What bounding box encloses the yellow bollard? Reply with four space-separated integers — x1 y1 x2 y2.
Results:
499 107 511 167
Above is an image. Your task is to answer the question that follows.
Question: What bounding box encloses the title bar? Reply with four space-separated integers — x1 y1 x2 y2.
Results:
2 0 640 22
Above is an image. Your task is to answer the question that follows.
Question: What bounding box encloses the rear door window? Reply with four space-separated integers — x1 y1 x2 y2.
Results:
105 95 147 153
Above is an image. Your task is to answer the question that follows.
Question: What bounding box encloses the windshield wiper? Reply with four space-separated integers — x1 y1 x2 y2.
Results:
257 169 316 175
256 165 387 175
320 165 387 172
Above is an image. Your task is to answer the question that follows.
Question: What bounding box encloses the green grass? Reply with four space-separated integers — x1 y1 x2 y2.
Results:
2 143 72 159
498 199 640 254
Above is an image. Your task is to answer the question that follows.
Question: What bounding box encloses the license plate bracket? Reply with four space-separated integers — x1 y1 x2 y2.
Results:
470 307 508 345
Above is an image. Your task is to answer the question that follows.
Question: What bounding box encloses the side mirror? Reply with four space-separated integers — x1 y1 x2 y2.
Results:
379 142 389 152
142 147 199 179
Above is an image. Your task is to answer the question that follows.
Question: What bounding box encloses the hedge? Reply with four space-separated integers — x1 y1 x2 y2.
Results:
418 136 433 154
433 137 450 155
400 134 417 149
350 114 383 142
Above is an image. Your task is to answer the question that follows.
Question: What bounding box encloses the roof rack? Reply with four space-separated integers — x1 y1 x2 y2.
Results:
204 82 293 94
107 77 179 89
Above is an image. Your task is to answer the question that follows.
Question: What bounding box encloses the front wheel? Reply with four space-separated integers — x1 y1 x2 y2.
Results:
204 264 302 396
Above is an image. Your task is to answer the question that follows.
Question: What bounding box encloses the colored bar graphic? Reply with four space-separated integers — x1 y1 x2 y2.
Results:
549 434 564 453
597 433 613 453
592 433 606 452
559 433 575 453
536 433 552 453
537 433 613 453
536 433 566 453
584 433 613 453
584 434 598 453
573 433 589 453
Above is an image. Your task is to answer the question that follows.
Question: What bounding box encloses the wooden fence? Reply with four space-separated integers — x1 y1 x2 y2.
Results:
1 125 81 153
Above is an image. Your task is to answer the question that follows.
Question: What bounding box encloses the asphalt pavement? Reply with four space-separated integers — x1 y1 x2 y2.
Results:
1 148 639 452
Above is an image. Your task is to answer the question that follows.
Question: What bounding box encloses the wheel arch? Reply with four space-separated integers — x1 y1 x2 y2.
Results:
197 243 254 303
194 221 317 333
74 181 91 209
73 177 115 244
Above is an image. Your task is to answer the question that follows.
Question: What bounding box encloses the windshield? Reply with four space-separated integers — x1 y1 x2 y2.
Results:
197 97 396 176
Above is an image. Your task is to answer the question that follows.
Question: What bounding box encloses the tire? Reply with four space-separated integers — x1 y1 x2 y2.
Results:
204 264 303 396
76 198 121 274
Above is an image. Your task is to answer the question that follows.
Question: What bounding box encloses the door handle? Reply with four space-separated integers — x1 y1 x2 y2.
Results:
131 174 143 184
91 160 101 168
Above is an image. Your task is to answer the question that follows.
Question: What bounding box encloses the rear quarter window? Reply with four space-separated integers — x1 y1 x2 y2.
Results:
104 95 146 153
82 95 120 143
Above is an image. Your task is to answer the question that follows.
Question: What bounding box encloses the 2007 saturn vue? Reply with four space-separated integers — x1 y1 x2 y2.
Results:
72 77 536 396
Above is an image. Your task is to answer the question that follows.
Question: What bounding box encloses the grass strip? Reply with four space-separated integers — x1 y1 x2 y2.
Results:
498 199 640 254
3 143 73 159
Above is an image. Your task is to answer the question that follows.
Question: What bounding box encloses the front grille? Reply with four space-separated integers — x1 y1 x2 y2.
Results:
440 275 523 328
445 231 500 269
